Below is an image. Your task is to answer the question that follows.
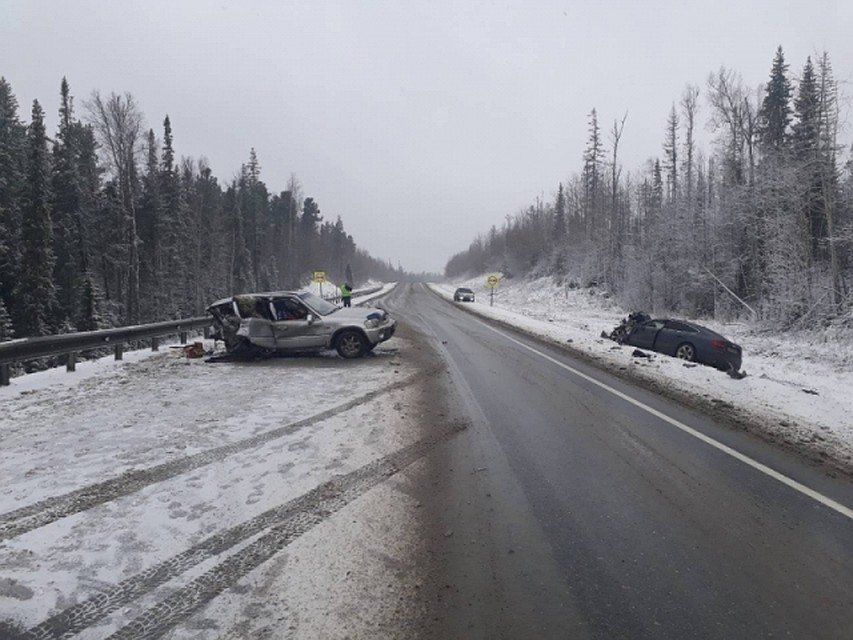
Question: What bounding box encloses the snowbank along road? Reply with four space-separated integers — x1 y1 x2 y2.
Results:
2 282 852 639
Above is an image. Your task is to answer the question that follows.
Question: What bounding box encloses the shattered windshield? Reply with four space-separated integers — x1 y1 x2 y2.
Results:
298 292 338 316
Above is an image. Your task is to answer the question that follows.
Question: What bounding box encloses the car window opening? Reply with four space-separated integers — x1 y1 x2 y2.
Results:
299 292 338 316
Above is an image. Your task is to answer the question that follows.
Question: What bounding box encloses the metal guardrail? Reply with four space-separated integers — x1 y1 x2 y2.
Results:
321 285 384 304
0 285 390 386
0 317 211 386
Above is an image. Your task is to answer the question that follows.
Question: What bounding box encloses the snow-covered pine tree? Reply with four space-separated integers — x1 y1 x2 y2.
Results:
300 196 322 279
662 105 679 204
138 128 162 319
0 295 13 341
51 78 86 326
681 85 700 219
553 182 566 242
76 273 103 332
0 78 26 320
792 56 825 260
16 100 57 336
581 108 604 241
815 52 847 306
758 46 793 154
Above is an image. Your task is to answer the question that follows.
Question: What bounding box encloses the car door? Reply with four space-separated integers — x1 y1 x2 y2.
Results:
235 296 276 349
628 319 665 349
270 297 328 350
657 320 696 355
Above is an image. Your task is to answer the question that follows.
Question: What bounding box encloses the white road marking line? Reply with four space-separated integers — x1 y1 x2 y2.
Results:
471 316 853 521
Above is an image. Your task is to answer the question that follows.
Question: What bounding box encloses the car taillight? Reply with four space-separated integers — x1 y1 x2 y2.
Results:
710 340 727 350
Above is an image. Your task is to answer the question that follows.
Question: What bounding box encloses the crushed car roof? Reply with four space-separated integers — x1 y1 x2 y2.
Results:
207 291 309 309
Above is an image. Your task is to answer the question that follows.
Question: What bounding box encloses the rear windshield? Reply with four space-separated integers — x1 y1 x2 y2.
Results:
299 292 338 316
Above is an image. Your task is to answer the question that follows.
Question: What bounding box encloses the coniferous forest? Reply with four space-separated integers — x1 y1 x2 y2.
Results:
446 48 853 327
0 77 405 341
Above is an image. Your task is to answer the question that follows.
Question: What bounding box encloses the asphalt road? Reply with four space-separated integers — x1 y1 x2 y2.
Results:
383 283 853 640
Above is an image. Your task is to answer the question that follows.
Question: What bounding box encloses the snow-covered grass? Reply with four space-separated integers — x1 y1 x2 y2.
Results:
0 282 416 636
431 276 853 470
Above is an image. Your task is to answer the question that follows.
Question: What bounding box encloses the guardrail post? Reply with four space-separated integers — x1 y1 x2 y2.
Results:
66 352 77 372
0 363 10 386
151 337 159 352
180 331 188 345
114 344 123 360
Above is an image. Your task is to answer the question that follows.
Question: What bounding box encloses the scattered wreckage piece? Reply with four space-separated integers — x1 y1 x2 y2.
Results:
168 342 207 358
605 311 743 374
206 290 396 360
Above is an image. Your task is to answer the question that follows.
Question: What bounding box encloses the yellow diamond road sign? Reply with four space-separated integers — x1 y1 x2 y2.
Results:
312 271 326 284
486 274 500 287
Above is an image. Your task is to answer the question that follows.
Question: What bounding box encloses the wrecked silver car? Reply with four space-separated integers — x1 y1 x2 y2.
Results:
207 291 396 358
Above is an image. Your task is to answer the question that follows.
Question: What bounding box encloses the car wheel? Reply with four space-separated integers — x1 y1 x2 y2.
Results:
336 330 367 359
675 342 696 361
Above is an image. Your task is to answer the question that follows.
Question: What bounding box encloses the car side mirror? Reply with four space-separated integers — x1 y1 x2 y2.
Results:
306 313 315 325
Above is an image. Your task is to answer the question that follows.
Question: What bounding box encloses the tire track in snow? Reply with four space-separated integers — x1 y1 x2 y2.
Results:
19 420 465 640
0 368 438 542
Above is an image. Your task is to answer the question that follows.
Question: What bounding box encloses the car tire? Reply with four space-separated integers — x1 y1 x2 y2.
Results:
336 330 367 359
675 342 696 361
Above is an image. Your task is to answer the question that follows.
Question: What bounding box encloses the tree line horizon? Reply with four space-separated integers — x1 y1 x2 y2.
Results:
0 76 412 342
445 46 852 327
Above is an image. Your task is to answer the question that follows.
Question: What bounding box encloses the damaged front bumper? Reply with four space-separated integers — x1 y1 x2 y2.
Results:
365 319 397 345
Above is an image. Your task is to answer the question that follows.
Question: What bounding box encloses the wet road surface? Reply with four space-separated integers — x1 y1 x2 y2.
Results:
384 283 853 640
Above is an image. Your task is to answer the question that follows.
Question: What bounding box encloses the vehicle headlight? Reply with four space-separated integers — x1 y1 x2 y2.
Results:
364 318 380 329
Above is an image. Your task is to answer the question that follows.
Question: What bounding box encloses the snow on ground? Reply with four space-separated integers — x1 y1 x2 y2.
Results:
353 282 398 306
304 278 389 302
431 276 853 469
0 284 428 637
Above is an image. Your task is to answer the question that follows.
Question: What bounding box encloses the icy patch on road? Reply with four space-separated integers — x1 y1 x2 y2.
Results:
430 277 853 469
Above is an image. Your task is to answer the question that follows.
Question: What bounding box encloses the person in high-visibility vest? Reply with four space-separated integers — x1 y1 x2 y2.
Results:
341 283 352 307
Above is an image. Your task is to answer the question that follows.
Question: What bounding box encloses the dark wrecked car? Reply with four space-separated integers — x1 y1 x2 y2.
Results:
608 312 743 372
207 291 396 359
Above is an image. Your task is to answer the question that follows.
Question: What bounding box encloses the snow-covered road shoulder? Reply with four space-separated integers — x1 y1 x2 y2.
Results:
0 310 431 637
429 279 853 474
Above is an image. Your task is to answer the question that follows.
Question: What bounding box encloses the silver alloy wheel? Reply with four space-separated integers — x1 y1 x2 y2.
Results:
337 331 365 358
676 343 695 361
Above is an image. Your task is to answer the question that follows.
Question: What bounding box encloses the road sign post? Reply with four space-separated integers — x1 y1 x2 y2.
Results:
486 274 500 307
312 271 326 298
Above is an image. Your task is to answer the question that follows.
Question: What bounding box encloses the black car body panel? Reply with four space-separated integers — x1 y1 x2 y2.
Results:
625 318 742 371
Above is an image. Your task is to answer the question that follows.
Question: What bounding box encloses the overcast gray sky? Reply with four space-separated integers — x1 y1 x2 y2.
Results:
2 0 852 273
